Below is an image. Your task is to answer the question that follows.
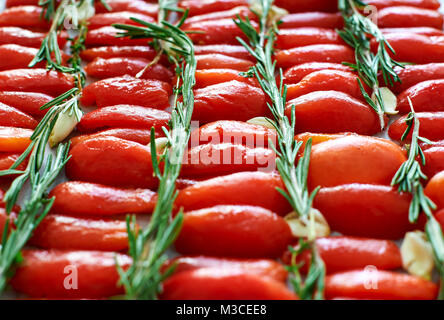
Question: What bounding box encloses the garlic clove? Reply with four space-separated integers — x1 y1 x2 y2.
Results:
49 110 80 147
285 208 330 240
401 231 434 280
147 137 169 152
247 117 276 130
372 87 398 115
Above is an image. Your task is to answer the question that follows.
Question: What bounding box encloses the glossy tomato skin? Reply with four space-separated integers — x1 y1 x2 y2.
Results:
175 205 292 258
178 0 248 16
0 5 49 29
87 11 155 30
161 268 297 300
381 26 444 36
377 6 443 29
186 19 259 45
0 91 52 117
175 171 292 216
422 143 444 179
165 256 288 282
0 126 32 153
325 270 438 300
388 63 444 94
11 249 131 299
180 143 275 179
71 128 156 147
0 69 74 96
286 70 368 101
0 153 27 173
397 80 444 113
280 12 343 29
85 26 150 47
196 54 254 71
76 105 170 133
66 136 157 189
274 0 337 13
276 44 355 69
192 80 267 124
194 44 253 61
182 6 255 28
30 214 129 251
50 181 156 216
372 33 444 64
85 58 174 82
80 45 159 62
6 0 40 6
80 76 171 109
367 0 441 9
190 120 277 147
314 184 413 239
282 236 402 274
285 91 381 135
389 112 444 142
194 69 258 88
0 27 47 48
283 62 351 84
276 28 344 50
308 136 406 190
295 132 354 151
425 171 444 209
95 0 157 17
0 102 37 129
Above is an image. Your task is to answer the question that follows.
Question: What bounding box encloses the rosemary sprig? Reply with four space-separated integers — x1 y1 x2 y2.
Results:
391 98 444 299
113 3 196 300
338 0 404 129
234 0 325 300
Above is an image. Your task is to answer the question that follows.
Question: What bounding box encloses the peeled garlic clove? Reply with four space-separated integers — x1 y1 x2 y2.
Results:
49 110 80 147
285 208 330 240
247 117 276 130
372 87 398 115
77 0 96 22
401 231 434 280
250 0 289 25
147 137 169 152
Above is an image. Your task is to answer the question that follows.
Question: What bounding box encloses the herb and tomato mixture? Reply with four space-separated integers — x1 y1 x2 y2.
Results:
0 0 443 300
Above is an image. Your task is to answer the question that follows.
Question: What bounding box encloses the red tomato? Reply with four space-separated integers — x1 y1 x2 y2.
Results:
285 91 382 135
276 28 344 50
397 80 444 113
274 0 338 13
95 0 158 17
194 69 258 88
0 102 37 129
77 105 170 133
161 268 297 300
80 76 171 108
308 135 406 190
381 26 444 36
389 112 444 142
80 45 159 62
11 249 131 299
50 181 156 216
286 70 368 101
194 44 253 61
165 256 288 282
196 54 254 71
66 136 157 189
0 27 67 48
280 12 343 29
0 5 49 29
87 11 155 30
314 184 412 239
295 132 355 151
186 19 259 45
175 171 292 216
0 126 32 152
85 26 150 47
0 91 53 117
0 69 74 96
180 143 275 179
377 6 443 29
0 152 27 172
84 57 174 82
367 0 441 9
325 270 438 300
372 33 444 64
388 63 444 94
282 236 402 273
182 6 255 28
425 171 444 209
178 0 248 16
283 62 351 84
71 128 157 147
30 214 129 251
422 142 444 178
189 120 277 148
276 44 355 69
176 205 292 258
192 80 267 124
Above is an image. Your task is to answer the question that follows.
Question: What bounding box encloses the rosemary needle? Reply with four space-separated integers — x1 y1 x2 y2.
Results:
234 0 325 300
